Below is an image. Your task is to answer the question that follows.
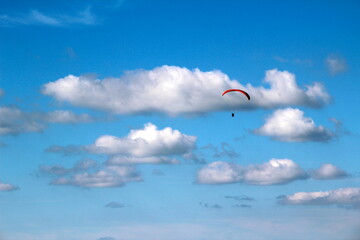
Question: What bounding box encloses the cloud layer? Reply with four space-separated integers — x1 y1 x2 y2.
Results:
42 66 330 116
279 187 360 209
255 108 335 142
196 159 308 185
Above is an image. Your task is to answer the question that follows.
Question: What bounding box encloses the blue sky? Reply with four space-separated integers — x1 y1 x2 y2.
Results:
0 0 360 239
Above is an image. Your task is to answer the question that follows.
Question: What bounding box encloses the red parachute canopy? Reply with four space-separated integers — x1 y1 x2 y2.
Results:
221 89 250 100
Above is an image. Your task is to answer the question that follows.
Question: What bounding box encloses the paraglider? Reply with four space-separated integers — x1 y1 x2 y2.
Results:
221 89 250 117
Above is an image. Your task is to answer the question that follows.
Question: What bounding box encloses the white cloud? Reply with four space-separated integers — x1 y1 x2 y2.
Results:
106 156 179 165
88 123 196 158
0 181 19 191
196 161 244 184
45 110 93 123
0 7 98 27
39 159 98 176
0 107 94 136
40 159 143 188
310 164 348 180
196 159 308 185
279 187 360 209
325 54 347 75
41 66 330 116
51 165 142 188
0 107 44 135
255 108 335 142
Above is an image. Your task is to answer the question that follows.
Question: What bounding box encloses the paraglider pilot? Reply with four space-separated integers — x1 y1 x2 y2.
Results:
232 113 235 117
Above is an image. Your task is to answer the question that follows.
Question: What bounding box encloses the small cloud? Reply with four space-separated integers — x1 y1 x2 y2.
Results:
310 164 348 180
233 204 252 208
64 47 76 59
325 54 348 75
273 56 289 63
203 143 240 159
199 202 222 209
45 110 93 123
152 169 165 176
39 159 98 177
278 187 360 209
105 202 125 208
254 108 335 142
0 106 96 136
44 145 85 156
39 165 73 176
87 123 197 158
98 237 117 240
0 181 19 191
196 159 308 185
74 158 98 171
0 106 44 135
225 195 255 201
51 165 142 188
106 156 179 165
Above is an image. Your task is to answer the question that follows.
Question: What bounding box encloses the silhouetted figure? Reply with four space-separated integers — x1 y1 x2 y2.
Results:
232 113 235 117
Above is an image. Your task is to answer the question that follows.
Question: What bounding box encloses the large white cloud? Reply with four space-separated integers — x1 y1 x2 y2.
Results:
279 188 360 209
0 181 19 191
88 123 196 159
255 108 335 142
196 159 308 185
310 164 348 180
41 66 330 116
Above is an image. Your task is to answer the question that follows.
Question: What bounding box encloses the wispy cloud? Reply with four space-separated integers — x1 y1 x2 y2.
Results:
199 202 222 209
278 187 360 209
202 143 240 159
325 54 348 75
0 106 95 136
0 7 98 27
225 195 255 201
254 108 335 142
39 158 98 176
42 66 330 116
105 202 126 208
